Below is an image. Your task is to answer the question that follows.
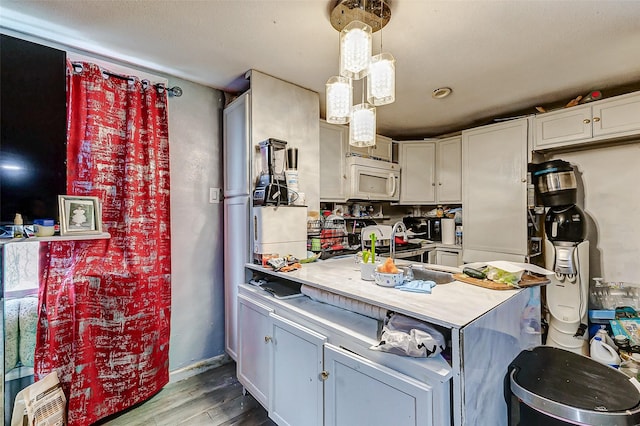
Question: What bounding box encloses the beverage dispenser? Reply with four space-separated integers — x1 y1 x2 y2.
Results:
534 160 590 355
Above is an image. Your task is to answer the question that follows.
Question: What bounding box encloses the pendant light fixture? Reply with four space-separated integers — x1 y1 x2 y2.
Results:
326 76 352 124
367 0 395 106
367 52 395 105
340 20 372 80
350 102 376 147
327 0 393 147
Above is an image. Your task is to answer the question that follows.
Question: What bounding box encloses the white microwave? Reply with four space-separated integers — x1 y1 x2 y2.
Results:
346 156 400 201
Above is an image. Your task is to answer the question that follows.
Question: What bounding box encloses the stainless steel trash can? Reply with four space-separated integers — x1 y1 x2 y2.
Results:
506 346 640 425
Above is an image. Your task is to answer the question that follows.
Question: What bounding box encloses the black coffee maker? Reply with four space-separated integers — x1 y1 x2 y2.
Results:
534 159 587 275
253 138 289 206
533 159 590 355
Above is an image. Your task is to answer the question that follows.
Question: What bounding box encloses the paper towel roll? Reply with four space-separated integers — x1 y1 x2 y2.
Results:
442 218 456 245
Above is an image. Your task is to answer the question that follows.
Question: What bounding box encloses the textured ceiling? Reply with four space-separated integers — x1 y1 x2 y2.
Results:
1 0 640 139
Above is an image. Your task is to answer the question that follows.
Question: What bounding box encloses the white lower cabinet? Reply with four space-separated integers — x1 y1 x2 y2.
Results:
237 286 450 426
428 248 461 268
324 343 434 426
237 294 273 408
270 314 325 426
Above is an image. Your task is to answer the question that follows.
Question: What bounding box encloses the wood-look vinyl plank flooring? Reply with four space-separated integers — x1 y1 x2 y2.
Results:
97 362 276 426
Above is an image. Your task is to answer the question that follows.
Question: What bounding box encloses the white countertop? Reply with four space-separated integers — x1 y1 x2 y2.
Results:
247 257 522 329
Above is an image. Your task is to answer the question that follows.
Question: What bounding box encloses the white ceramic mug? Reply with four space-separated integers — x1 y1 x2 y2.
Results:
360 262 377 281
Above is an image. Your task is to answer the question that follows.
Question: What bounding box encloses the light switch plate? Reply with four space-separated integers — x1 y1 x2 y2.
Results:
209 187 221 203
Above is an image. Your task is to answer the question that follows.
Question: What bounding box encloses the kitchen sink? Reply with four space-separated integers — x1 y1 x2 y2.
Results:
399 264 454 284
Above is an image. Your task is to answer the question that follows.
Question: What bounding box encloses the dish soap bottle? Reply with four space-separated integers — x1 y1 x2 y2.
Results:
13 213 24 238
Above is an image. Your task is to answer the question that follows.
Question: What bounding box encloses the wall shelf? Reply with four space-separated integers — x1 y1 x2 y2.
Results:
0 232 111 245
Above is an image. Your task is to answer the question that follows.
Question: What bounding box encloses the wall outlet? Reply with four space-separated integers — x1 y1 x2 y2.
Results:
209 187 221 203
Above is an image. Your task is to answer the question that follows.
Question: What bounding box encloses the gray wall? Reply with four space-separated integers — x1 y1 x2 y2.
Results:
167 78 226 370
0 30 228 372
548 139 640 283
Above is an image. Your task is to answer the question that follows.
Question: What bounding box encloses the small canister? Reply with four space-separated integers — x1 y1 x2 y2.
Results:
34 218 56 237
615 335 631 352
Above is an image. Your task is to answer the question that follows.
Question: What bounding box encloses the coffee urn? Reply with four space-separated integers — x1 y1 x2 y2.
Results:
533 160 590 355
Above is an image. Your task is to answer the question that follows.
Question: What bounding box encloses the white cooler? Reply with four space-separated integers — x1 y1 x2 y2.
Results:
253 206 308 260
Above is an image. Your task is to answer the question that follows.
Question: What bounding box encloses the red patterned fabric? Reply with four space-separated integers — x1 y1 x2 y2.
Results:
34 62 171 425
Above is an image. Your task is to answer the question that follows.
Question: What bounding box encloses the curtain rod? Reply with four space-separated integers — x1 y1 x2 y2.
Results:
71 62 182 97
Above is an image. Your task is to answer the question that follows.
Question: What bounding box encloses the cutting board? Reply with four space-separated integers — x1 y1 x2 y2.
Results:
453 273 550 290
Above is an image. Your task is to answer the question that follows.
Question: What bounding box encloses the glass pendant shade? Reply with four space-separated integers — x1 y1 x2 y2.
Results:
326 76 352 124
339 21 372 80
349 103 376 147
367 52 396 106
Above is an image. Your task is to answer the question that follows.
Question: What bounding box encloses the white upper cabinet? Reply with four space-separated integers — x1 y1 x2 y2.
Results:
435 136 462 204
349 134 393 161
399 137 461 205
319 120 348 202
399 141 436 204
223 92 251 197
319 120 395 202
462 118 529 262
534 90 640 150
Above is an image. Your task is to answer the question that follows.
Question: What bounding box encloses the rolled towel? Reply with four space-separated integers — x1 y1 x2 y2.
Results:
300 285 388 321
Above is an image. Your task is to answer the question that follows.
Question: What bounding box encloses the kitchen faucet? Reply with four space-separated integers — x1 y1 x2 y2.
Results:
361 226 384 252
390 221 408 260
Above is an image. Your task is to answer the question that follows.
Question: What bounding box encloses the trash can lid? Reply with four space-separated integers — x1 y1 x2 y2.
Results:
509 346 640 425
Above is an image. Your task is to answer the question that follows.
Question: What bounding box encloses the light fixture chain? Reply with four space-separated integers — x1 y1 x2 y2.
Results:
379 0 383 52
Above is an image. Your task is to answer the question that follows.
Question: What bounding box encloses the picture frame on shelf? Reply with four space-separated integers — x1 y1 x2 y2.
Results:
58 195 102 236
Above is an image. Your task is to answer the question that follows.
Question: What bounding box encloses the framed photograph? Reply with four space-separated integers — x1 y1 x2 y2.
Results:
58 195 102 236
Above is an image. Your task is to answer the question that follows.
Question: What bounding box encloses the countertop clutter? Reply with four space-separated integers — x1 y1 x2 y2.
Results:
247 257 521 329
241 254 539 426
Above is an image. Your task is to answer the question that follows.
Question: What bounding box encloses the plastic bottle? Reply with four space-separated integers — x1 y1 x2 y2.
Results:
590 336 621 368
13 213 24 238
455 226 463 245
590 325 616 349
520 288 542 349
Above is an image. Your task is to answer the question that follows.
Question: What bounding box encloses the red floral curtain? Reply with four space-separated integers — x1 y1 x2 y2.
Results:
34 62 171 425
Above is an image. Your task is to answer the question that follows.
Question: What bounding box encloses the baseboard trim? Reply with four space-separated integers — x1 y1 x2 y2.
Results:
169 353 232 384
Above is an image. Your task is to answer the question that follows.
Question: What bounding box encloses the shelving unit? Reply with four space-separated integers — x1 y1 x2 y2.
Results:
0 232 111 245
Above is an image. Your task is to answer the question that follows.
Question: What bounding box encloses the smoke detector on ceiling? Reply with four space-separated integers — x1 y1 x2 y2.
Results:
432 87 452 99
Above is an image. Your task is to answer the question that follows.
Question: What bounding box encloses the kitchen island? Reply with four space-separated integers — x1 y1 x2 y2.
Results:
238 257 540 426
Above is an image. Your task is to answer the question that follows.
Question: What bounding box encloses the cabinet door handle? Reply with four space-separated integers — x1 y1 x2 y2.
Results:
521 178 527 183
438 182 442 186
583 118 591 124
593 117 601 122
264 336 272 343
320 370 330 380
431 182 436 186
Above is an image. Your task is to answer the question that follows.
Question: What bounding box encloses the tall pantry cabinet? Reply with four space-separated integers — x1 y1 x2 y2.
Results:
223 70 319 361
462 118 530 263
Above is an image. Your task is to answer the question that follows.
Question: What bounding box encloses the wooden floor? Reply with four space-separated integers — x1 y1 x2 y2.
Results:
97 362 276 426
